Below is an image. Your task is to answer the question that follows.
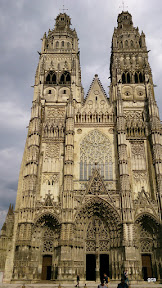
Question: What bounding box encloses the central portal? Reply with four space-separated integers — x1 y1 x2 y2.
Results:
86 254 96 281
42 255 52 280
86 254 109 281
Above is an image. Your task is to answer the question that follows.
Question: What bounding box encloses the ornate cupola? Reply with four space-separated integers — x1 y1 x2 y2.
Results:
55 13 71 30
117 11 133 29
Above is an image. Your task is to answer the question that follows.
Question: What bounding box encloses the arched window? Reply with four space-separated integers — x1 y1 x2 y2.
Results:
135 72 138 83
131 40 134 47
67 42 70 48
125 40 128 47
60 71 71 84
45 71 57 84
122 73 126 84
66 72 71 83
56 41 59 48
46 74 50 82
127 72 130 83
139 72 143 83
61 41 64 47
52 74 56 84
120 41 123 48
134 71 144 83
60 74 65 84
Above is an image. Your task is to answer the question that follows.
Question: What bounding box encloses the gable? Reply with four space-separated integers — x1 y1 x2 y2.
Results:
83 74 111 113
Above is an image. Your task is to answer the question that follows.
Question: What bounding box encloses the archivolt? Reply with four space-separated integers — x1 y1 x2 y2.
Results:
75 196 121 230
34 211 60 228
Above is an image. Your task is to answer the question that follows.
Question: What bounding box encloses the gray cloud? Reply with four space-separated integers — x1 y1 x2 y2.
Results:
0 0 162 228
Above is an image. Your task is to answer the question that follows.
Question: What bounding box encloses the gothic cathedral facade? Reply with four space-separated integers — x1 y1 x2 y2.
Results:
0 11 162 283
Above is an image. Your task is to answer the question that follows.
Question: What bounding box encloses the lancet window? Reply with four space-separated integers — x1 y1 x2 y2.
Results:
122 72 131 84
80 130 113 180
45 71 57 84
134 71 144 83
59 71 71 84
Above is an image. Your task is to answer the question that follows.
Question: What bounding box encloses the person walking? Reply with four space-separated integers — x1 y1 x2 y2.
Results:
76 275 80 287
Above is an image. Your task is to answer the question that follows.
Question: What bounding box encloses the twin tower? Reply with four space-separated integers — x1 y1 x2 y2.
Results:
0 11 162 283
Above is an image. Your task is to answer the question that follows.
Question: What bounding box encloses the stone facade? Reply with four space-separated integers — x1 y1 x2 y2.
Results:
0 11 162 283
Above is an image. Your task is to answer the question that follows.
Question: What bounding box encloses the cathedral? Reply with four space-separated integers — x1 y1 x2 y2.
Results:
0 10 162 283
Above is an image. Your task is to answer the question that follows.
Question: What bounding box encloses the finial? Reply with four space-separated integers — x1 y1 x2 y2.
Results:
59 2 68 13
119 0 128 11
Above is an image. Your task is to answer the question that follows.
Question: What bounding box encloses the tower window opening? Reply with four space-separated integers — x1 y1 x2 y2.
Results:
127 72 130 83
66 72 71 83
56 41 59 48
122 73 126 84
135 72 138 83
60 74 65 84
122 72 131 84
139 72 143 83
52 74 56 84
63 90 66 94
96 96 97 101
60 71 71 84
134 71 144 83
49 90 51 94
131 40 134 47
46 74 50 82
62 41 64 47
45 71 57 84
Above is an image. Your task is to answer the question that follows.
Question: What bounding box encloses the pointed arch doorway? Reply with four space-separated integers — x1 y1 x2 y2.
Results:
85 217 110 281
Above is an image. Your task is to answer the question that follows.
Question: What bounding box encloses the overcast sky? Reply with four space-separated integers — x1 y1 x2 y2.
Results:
0 0 162 229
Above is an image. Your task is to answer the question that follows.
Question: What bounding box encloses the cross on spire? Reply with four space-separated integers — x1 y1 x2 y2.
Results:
59 4 68 13
119 0 128 11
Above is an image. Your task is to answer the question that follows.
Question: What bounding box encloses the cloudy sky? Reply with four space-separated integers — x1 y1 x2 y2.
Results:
0 0 162 229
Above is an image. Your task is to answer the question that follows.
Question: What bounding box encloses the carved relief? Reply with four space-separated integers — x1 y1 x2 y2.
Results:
47 107 65 119
42 173 59 184
131 141 145 157
133 171 147 182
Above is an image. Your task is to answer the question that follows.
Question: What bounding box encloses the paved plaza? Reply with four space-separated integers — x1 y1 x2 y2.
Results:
0 283 162 288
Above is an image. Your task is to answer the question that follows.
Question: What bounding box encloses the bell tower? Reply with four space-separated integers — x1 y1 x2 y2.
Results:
110 11 162 277
3 13 83 282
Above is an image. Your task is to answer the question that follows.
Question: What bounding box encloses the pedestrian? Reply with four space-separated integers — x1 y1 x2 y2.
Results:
103 273 110 287
98 279 107 288
117 277 128 288
76 275 80 287
123 270 129 287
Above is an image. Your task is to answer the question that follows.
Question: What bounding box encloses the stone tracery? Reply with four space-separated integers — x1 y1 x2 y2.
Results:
80 130 113 180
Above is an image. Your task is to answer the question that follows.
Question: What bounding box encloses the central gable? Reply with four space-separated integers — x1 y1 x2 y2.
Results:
83 74 111 113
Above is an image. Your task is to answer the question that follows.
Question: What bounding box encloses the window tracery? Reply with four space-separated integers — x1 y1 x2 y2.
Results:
59 71 71 84
45 71 57 84
122 72 131 84
80 130 113 180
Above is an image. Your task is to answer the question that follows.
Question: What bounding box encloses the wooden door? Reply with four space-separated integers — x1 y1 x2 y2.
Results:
41 255 52 280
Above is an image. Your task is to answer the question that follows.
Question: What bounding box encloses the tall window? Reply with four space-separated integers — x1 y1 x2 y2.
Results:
80 130 113 180
45 71 57 84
